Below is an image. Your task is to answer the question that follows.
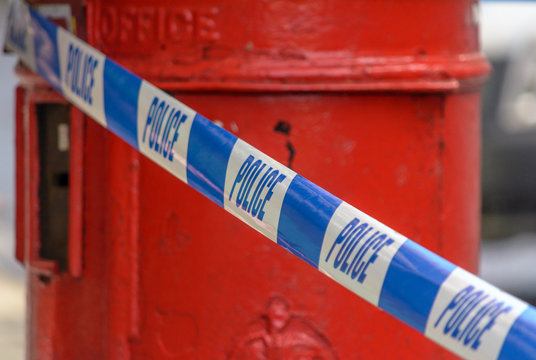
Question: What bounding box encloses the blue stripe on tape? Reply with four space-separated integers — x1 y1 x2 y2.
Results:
103 59 142 149
499 306 536 360
379 240 455 333
30 8 61 92
187 114 237 207
277 175 342 267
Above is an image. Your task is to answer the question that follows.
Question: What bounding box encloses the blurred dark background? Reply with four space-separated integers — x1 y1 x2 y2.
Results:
479 0 536 306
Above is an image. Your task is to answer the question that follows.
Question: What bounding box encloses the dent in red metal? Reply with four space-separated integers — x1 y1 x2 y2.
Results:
15 0 488 359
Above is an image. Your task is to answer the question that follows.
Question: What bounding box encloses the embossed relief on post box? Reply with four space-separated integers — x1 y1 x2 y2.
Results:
230 296 337 360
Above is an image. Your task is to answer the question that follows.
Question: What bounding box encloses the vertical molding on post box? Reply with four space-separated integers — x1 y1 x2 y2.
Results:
105 136 142 358
128 147 142 340
68 106 85 277
15 86 26 264
84 0 142 349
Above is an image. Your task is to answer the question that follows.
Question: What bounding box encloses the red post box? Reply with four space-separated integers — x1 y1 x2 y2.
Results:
15 0 489 359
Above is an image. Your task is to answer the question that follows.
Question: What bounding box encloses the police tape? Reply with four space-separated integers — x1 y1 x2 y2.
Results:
4 1 536 359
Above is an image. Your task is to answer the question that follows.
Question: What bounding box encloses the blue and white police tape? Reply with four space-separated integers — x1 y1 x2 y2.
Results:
4 1 536 359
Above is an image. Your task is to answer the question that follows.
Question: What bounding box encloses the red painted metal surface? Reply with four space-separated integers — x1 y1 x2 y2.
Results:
15 0 488 359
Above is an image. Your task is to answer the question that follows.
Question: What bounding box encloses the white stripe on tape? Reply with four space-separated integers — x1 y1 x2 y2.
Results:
224 139 296 242
57 28 106 126
137 81 195 183
425 267 528 360
319 202 406 305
